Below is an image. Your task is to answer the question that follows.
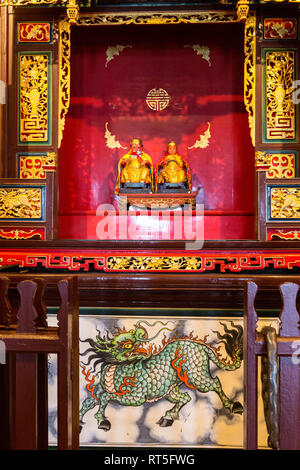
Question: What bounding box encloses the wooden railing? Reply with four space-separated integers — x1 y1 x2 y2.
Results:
244 280 300 450
0 276 79 450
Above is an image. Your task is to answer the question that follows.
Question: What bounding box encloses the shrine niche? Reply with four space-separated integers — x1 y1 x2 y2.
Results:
57 13 255 239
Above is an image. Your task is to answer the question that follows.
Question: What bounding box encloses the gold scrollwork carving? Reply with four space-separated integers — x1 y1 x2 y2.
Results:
0 188 42 219
270 230 300 240
77 11 238 27
265 50 296 141
244 15 256 147
19 152 57 179
255 151 295 178
188 122 211 150
0 229 43 240
267 154 295 178
58 19 71 148
0 0 65 4
105 45 132 68
105 122 127 150
19 54 50 143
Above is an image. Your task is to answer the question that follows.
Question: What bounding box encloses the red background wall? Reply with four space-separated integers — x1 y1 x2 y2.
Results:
58 23 255 240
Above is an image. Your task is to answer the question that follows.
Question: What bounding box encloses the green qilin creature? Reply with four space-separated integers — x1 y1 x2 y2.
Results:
79 320 243 432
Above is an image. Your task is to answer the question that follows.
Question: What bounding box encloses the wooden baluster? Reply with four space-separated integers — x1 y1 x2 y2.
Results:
32 278 48 328
244 280 259 449
11 280 38 449
16 280 38 334
57 278 72 449
278 282 300 450
0 276 12 327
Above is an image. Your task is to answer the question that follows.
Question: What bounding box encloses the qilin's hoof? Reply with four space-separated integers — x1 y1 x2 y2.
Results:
98 419 111 431
157 417 174 427
232 401 243 415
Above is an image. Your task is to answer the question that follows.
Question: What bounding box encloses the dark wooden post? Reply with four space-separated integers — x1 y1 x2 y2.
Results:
57 277 79 450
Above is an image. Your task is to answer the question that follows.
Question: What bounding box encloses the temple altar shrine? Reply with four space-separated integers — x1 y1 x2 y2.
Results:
0 0 300 452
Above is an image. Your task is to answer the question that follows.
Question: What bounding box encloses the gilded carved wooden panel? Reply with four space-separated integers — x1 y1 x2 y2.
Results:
263 18 297 40
263 49 297 142
0 186 44 219
18 52 51 145
269 186 300 220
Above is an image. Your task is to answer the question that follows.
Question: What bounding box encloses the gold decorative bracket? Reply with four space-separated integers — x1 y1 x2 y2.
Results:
237 0 250 22
66 0 79 25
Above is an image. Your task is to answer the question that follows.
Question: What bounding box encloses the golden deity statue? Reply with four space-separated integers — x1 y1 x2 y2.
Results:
155 141 192 192
115 138 154 194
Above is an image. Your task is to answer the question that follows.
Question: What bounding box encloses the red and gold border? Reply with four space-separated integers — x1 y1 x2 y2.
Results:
0 250 300 273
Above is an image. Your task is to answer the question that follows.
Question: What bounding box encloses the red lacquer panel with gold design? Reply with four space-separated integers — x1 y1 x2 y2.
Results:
264 18 297 40
17 22 52 44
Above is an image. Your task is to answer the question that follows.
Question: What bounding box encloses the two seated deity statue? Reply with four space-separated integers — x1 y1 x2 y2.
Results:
115 139 192 194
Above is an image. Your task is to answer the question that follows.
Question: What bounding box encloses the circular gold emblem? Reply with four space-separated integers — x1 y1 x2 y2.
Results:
146 88 170 111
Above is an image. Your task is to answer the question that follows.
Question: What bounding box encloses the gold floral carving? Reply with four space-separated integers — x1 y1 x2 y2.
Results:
19 54 49 143
0 188 42 219
184 45 211 66
58 19 71 148
105 45 132 68
77 11 238 27
270 187 300 219
188 123 211 149
107 256 202 271
105 122 127 150
244 15 256 146
265 50 296 140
